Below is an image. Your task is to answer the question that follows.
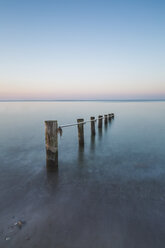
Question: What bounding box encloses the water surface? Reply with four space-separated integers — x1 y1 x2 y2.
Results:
0 101 165 248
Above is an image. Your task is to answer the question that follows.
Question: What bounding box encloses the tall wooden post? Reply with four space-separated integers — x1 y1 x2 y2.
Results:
98 115 103 129
90 117 96 136
104 114 108 125
45 121 58 168
77 119 84 146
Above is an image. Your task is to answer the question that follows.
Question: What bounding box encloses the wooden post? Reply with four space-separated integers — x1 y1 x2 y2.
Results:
104 114 108 125
77 119 84 146
45 120 58 168
108 114 112 121
112 113 114 118
98 115 103 129
90 117 96 136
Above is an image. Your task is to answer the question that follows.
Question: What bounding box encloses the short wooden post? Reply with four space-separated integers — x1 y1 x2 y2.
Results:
104 114 108 125
98 115 103 129
45 121 58 168
77 119 84 146
90 117 96 136
108 114 112 121
112 113 114 118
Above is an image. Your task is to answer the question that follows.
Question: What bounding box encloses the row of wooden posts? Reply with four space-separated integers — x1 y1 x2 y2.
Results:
45 113 114 168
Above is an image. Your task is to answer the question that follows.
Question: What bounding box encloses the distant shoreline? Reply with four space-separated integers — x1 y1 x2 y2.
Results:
0 99 165 102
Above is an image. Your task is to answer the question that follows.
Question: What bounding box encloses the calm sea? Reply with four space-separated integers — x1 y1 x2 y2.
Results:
0 101 165 248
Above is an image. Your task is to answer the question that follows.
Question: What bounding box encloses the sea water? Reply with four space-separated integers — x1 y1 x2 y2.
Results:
0 101 165 248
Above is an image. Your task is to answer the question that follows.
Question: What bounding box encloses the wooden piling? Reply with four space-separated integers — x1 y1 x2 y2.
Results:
108 114 111 121
104 114 108 125
45 120 58 168
90 117 96 136
77 119 84 146
98 115 103 129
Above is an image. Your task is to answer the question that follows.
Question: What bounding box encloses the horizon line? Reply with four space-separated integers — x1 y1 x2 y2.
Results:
0 99 165 102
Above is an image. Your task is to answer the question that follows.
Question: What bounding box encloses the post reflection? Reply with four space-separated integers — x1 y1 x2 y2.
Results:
109 115 114 127
98 127 103 140
90 134 96 152
108 116 112 123
78 145 84 164
46 161 58 173
46 168 59 192
104 120 108 132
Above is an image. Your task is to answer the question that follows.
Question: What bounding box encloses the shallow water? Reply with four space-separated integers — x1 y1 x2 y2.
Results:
0 101 165 248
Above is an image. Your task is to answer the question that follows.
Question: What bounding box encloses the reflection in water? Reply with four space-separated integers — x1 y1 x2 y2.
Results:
46 168 59 191
46 164 58 173
46 161 58 173
109 116 114 128
98 126 103 140
90 134 95 152
104 120 108 132
78 145 84 164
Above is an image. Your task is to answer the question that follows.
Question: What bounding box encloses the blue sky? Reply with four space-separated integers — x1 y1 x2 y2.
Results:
0 0 165 100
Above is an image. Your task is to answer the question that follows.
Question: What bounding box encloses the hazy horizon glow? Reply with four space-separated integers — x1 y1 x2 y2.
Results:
0 0 165 100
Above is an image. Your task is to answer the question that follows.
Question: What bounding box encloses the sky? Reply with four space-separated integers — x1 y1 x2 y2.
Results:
0 0 165 100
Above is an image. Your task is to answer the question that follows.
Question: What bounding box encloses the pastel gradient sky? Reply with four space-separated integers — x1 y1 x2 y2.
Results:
0 0 165 100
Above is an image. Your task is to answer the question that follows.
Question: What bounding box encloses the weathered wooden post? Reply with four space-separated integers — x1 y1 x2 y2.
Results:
90 117 96 136
108 114 112 121
45 120 58 169
104 114 108 125
98 115 103 129
77 119 84 146
112 113 114 118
